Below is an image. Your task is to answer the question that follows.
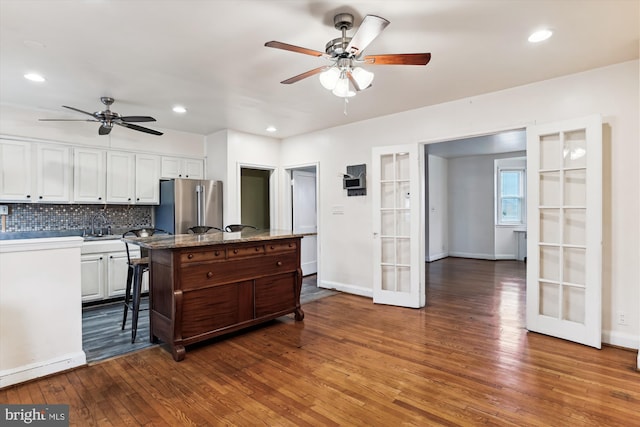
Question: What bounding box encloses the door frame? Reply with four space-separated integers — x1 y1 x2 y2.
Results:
283 162 321 282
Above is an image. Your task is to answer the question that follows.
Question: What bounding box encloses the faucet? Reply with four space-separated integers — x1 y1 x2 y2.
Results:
91 211 109 236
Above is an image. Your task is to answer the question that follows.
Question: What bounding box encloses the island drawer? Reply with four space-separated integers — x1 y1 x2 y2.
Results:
179 252 298 290
180 248 226 264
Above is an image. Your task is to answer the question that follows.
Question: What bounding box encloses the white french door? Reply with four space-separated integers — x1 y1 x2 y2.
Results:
526 114 602 348
372 144 425 308
292 169 318 275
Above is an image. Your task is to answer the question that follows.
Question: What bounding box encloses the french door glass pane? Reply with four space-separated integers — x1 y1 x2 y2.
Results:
381 265 394 291
397 210 410 236
540 172 560 206
540 282 560 317
540 209 560 244
563 130 587 169
381 182 394 208
564 169 586 206
563 247 586 285
563 209 586 246
540 133 561 169
380 155 394 180
563 286 585 323
540 246 560 281
381 210 394 235
396 153 410 179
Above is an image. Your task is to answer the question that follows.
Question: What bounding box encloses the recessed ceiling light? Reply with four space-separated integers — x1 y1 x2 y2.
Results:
266 126 277 133
528 29 553 43
172 105 187 113
24 73 45 82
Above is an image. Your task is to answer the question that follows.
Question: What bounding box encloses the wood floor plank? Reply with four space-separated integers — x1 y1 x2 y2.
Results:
2 258 639 426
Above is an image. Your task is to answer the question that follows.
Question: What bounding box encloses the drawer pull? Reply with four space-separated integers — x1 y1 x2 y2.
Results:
255 247 260 251
207 271 213 278
233 249 238 254
188 253 194 259
214 250 220 256
276 261 283 267
270 245 275 250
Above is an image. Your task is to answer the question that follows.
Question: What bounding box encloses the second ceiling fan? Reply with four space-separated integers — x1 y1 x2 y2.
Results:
265 13 431 97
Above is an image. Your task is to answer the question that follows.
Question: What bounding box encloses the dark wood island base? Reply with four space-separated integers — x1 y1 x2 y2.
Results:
126 231 304 361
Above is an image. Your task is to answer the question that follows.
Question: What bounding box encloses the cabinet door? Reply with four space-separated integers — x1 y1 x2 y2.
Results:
183 158 204 179
255 273 297 317
107 251 133 297
0 140 33 202
74 148 106 203
135 154 160 204
81 253 106 302
160 156 181 179
106 151 135 203
35 144 72 202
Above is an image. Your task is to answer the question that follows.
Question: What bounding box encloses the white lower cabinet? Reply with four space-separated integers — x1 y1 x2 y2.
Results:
81 240 147 302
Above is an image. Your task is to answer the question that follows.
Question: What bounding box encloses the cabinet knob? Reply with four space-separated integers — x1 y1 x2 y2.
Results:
206 271 213 278
110 255 113 259
255 247 260 251
98 197 102 200
187 253 193 259
276 261 283 267
26 195 31 198
136 198 140 201
128 198 131 201
214 251 220 256
39 196 43 200
270 245 275 250
178 174 182 177
233 249 238 254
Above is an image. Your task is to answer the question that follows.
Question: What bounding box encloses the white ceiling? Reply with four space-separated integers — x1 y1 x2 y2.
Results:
1 1 638 139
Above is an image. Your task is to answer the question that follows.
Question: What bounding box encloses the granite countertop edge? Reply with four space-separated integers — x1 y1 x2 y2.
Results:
123 229 304 250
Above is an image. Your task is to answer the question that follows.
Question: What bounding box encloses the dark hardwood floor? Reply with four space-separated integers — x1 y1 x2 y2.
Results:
82 274 334 363
3 259 639 426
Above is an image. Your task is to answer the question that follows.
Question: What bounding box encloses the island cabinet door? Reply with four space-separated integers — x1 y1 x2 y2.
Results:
254 272 297 318
179 280 253 339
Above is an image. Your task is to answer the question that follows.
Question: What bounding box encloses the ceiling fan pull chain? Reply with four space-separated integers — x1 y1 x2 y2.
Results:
343 98 349 116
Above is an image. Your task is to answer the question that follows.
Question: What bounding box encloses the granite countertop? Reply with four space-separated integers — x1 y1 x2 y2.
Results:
123 229 303 250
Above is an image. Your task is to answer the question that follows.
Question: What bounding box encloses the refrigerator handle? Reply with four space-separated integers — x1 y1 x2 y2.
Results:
195 184 203 226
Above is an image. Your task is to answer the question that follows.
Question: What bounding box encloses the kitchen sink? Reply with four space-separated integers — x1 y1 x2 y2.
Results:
83 235 122 241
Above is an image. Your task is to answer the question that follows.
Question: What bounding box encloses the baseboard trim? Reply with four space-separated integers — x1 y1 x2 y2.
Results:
448 251 496 260
427 252 448 262
0 351 86 389
602 330 639 350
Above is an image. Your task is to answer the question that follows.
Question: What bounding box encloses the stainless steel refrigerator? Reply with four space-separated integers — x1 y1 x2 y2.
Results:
155 179 223 234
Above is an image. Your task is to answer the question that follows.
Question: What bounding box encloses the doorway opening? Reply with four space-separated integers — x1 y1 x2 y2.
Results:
240 167 271 229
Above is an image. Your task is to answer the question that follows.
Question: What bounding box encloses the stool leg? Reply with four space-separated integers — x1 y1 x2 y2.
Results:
131 265 143 343
122 266 133 330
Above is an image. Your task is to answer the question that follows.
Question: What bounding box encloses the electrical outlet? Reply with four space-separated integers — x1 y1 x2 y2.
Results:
617 311 627 325
0 205 8 215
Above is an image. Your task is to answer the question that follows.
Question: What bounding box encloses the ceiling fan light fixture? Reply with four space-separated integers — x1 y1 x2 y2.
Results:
351 67 374 89
319 67 340 90
332 76 355 98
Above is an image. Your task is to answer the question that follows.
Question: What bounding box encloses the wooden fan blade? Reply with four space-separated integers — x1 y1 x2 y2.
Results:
116 122 163 136
265 41 326 57
346 71 365 92
62 105 98 118
363 53 431 66
280 66 327 84
346 15 390 56
119 116 156 123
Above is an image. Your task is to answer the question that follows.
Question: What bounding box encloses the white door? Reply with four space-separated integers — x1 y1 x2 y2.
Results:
526 114 602 348
372 144 425 308
292 169 317 275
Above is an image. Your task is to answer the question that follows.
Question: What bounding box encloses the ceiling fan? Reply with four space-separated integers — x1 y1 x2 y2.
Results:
39 97 163 136
265 13 431 97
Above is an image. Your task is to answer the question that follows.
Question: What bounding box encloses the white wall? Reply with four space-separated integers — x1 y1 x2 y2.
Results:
281 60 639 349
205 129 281 228
427 154 448 261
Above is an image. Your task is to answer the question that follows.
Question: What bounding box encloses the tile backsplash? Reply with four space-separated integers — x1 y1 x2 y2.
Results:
3 204 152 233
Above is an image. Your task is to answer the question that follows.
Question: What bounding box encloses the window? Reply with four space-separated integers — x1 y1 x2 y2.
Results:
497 168 525 225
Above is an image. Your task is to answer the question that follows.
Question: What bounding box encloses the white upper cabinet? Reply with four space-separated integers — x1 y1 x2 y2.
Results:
0 140 33 202
161 156 204 179
106 151 136 204
0 140 71 203
74 147 106 203
35 144 72 202
135 154 160 204
106 151 160 205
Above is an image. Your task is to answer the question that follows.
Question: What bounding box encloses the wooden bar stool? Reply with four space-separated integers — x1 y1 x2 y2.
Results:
122 228 168 343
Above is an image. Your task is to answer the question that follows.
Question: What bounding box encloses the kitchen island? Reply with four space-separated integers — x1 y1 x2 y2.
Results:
124 229 304 361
